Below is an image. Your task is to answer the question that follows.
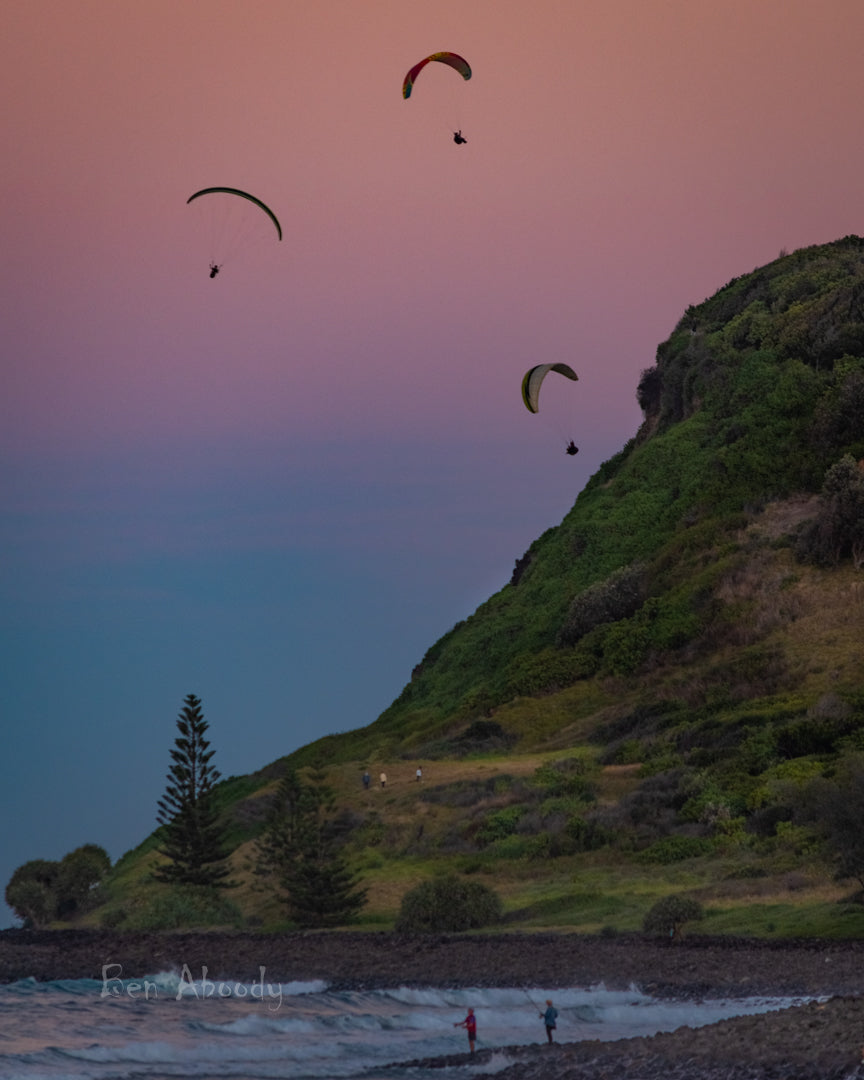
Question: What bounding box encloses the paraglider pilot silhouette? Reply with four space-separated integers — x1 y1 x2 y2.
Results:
453 130 467 144
209 263 221 279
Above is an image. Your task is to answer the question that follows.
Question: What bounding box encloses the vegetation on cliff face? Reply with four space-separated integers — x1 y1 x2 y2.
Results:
68 238 864 935
361 237 864 750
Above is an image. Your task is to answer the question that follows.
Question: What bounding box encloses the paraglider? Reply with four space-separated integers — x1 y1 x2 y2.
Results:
403 52 471 144
521 364 580 456
186 187 282 276
402 52 472 99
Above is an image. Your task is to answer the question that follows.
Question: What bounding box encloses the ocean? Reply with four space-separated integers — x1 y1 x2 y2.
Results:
0 969 808 1080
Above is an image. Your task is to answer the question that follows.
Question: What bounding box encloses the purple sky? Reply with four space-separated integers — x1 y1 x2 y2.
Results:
3 0 864 923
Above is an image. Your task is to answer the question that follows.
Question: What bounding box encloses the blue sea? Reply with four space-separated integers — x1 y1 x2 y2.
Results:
0 969 808 1080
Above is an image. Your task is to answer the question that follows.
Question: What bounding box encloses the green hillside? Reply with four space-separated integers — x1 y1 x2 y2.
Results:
91 237 864 935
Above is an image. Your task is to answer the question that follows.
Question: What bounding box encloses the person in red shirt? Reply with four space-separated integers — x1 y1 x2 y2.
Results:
454 1007 476 1053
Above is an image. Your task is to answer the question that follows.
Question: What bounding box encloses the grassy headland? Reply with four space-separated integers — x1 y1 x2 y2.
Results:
84 237 864 937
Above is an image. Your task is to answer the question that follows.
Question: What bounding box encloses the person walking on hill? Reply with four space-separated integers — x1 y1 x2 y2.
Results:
454 1007 476 1053
380 771 387 789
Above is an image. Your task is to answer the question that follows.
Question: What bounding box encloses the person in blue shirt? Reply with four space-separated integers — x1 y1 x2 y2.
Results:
540 1000 558 1043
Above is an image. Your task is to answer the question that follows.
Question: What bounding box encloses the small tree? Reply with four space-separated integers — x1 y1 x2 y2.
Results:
396 874 502 933
254 770 308 880
55 844 111 917
643 894 704 939
5 845 112 926
155 694 231 887
255 766 366 928
5 860 60 927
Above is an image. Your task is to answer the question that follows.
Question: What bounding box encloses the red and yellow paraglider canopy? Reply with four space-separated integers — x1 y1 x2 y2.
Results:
402 52 471 99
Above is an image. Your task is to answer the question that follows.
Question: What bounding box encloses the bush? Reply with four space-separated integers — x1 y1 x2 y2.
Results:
395 874 502 932
638 835 714 863
5 845 111 926
796 455 864 567
476 806 523 846
55 844 112 917
557 563 648 647
120 885 244 931
643 894 705 938
503 648 596 696
5 860 59 927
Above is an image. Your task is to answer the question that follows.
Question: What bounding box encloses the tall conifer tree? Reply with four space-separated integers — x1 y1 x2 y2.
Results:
255 766 366 926
155 693 231 887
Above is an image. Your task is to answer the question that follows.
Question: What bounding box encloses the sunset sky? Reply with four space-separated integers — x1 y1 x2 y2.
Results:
3 0 864 921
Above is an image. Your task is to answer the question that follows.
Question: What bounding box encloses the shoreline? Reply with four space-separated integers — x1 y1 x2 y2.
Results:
2 928 864 996
396 994 864 1080
4 929 864 1078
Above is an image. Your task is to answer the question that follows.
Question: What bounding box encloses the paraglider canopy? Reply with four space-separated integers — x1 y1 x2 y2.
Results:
402 52 472 99
521 363 579 414
186 187 282 240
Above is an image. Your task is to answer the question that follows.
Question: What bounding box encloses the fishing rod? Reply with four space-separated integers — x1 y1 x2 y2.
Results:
524 990 544 1016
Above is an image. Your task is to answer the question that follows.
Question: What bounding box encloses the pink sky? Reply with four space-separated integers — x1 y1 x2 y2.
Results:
3 0 864 917
7 0 863 461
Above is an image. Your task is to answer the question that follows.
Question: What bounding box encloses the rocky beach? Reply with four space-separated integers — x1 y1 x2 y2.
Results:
3 929 864 1078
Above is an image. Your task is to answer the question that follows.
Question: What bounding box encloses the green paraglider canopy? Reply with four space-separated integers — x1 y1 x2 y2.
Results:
187 187 282 241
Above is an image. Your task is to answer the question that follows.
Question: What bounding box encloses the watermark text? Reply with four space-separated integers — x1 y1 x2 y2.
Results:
101 964 284 1010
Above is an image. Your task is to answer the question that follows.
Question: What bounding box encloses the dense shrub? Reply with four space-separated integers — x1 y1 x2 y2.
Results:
476 806 524 845
395 875 502 932
810 362 864 456
617 769 693 831
796 454 864 567
117 885 244 931
643 894 705 938
4 862 57 928
5 845 111 926
638 836 714 863
454 720 517 753
557 563 648 647
54 844 112 918
532 756 597 800
503 648 597 696
567 815 609 850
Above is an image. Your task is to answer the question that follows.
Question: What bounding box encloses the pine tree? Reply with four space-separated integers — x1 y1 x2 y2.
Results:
255 766 366 927
253 769 309 879
155 693 231 887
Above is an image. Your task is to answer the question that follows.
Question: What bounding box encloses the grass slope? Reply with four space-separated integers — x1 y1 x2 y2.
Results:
88 237 864 937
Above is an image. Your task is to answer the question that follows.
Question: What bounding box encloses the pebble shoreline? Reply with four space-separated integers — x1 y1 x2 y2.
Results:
3 929 864 1078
